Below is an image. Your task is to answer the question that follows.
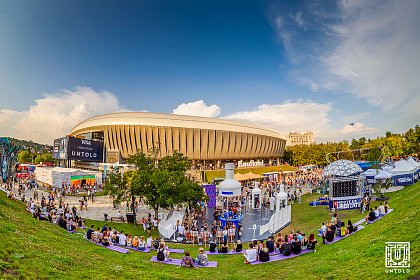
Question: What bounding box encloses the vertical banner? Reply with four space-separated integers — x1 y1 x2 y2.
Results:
202 184 216 208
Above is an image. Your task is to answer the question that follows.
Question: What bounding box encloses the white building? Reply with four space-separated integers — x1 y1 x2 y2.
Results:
286 131 315 146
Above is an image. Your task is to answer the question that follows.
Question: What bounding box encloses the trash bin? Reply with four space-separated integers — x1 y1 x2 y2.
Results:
104 213 108 221
126 212 134 223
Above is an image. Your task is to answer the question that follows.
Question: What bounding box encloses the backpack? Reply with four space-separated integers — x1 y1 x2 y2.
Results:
157 249 165 261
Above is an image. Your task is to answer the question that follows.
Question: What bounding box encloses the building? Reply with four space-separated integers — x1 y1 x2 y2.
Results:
69 112 286 167
286 131 314 146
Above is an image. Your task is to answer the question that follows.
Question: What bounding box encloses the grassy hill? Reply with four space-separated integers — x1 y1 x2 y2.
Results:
0 182 419 280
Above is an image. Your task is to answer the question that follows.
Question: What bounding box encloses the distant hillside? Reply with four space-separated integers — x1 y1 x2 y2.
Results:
0 137 52 154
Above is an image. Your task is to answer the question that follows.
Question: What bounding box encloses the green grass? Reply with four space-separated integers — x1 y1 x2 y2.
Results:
204 165 297 183
0 182 419 279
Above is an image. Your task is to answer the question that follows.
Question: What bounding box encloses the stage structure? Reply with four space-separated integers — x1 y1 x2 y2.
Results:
323 160 366 210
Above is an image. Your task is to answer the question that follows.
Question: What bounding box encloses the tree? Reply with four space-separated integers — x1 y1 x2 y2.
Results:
104 150 206 219
17 150 32 163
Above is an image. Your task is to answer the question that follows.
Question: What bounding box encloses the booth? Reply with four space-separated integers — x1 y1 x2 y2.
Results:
364 169 378 185
389 160 416 186
34 167 102 189
263 172 279 182
406 157 420 181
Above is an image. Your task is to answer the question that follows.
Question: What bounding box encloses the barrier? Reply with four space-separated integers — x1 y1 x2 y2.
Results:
259 205 291 236
158 210 184 239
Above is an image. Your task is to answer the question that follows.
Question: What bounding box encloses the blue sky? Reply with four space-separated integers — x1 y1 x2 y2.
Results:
0 0 419 144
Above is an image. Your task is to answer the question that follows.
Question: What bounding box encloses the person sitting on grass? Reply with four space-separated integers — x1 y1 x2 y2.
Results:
234 240 243 252
146 234 153 248
374 206 380 219
86 225 94 240
209 240 217 253
323 226 335 243
266 236 275 253
101 235 110 246
93 228 101 243
340 222 346 237
195 247 208 266
365 209 376 223
258 243 270 262
280 237 292 256
307 234 317 250
119 231 126 247
219 241 229 253
132 235 139 248
301 234 309 250
138 236 147 250
243 243 257 264
153 237 159 249
178 251 197 268
346 220 355 235
318 222 327 236
291 235 302 254
126 234 132 247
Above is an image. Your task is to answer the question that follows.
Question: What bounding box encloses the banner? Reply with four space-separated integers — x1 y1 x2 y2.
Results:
366 176 376 184
393 173 414 186
202 184 216 208
53 137 68 159
67 136 104 162
329 198 361 210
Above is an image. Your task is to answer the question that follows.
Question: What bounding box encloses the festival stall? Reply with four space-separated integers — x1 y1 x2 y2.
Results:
389 160 416 186
406 157 420 182
34 167 102 189
364 169 378 185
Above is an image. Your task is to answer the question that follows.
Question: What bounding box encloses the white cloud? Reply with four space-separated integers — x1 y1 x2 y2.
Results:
224 101 332 137
340 122 375 134
323 1 420 114
0 86 126 144
290 11 304 28
172 100 221 118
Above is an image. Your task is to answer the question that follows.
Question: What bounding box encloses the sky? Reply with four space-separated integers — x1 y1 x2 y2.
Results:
0 0 419 144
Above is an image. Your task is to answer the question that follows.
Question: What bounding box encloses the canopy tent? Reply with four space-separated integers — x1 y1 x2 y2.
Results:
389 161 417 175
382 165 394 172
234 172 262 181
364 169 378 176
406 157 420 181
374 170 393 180
364 169 378 184
389 160 416 186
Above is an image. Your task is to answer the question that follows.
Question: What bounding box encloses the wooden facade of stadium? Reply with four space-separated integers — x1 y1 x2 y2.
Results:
70 112 286 161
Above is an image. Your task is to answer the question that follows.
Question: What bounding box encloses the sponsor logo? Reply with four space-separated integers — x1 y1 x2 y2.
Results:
331 199 360 210
238 160 264 168
397 177 412 183
221 191 234 195
385 242 410 274
81 139 91 145
71 151 98 158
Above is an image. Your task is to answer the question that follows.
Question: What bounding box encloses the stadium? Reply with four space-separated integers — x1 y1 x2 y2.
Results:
69 112 286 164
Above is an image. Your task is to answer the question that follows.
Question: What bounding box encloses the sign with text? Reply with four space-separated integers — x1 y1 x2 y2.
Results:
393 174 414 186
237 159 264 168
67 136 103 162
329 198 361 210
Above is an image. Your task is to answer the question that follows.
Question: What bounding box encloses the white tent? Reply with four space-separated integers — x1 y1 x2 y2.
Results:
364 169 378 176
389 161 416 175
406 157 420 169
382 165 393 172
374 170 393 180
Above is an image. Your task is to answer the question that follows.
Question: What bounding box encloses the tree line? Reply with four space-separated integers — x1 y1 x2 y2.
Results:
282 125 420 166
